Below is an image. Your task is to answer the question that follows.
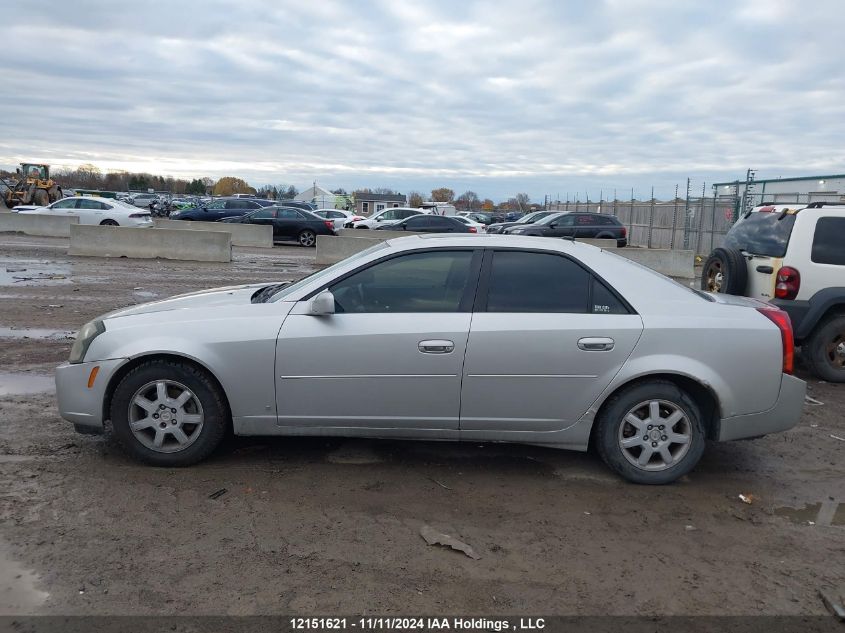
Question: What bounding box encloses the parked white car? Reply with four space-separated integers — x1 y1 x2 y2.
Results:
312 209 364 231
18 196 153 227
348 207 424 229
129 193 160 208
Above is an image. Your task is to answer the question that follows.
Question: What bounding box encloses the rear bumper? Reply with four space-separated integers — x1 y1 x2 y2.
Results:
717 373 806 441
55 358 127 433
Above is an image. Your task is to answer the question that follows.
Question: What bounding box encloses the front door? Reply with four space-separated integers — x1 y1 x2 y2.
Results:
275 249 481 433
460 250 643 433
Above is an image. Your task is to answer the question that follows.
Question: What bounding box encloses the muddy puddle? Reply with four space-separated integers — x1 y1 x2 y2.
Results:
0 539 48 614
0 259 72 286
0 373 55 396
774 502 845 526
0 327 74 341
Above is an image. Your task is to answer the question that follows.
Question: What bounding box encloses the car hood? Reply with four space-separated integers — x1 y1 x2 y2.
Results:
102 283 273 320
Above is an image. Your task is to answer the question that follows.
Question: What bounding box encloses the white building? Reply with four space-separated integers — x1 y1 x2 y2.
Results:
713 173 845 206
294 184 337 209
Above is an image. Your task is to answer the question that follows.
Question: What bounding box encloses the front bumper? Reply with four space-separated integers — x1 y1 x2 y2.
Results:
55 358 127 433
717 373 806 441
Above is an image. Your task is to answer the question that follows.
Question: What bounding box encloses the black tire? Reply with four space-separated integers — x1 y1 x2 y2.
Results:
33 189 49 207
595 380 706 485
99 219 119 226
298 229 316 247
700 247 747 295
110 360 229 466
803 314 845 382
355 225 369 229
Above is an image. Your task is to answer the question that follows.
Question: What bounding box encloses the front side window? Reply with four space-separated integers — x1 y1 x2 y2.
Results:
485 251 590 313
811 217 845 265
207 200 225 209
78 199 104 210
251 209 276 219
328 250 475 313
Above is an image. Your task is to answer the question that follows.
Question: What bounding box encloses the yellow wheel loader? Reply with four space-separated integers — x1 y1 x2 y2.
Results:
2 163 63 209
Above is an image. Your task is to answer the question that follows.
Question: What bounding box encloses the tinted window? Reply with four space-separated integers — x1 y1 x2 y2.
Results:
536 213 564 226
277 209 300 219
597 215 618 225
207 200 225 209
251 208 276 219
486 251 590 313
591 278 629 314
245 200 262 209
52 199 78 209
576 215 595 225
405 216 432 228
724 213 796 257
78 199 105 210
811 217 845 265
398 210 419 219
329 251 474 313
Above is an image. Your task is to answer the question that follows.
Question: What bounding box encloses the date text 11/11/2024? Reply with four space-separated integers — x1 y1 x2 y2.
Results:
290 617 546 631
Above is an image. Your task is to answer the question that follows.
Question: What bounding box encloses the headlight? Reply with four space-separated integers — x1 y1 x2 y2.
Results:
510 229 525 234
69 320 105 364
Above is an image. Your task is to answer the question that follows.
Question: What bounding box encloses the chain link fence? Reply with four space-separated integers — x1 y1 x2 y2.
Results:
549 196 740 254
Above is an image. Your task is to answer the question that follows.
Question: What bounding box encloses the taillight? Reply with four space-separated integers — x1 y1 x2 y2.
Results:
756 306 794 374
621 227 627 238
775 266 800 300
324 220 334 230
469 226 477 233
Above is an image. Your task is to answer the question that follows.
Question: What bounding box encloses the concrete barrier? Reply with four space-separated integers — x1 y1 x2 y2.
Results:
69 225 231 262
154 218 273 248
316 235 385 265
336 228 424 239
0 213 79 237
613 248 694 279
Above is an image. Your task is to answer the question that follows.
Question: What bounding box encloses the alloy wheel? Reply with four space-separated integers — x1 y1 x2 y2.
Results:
618 399 692 471
704 261 723 292
299 231 316 247
127 380 204 453
826 333 845 370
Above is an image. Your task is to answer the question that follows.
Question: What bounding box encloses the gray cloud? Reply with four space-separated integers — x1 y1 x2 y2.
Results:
2 0 844 200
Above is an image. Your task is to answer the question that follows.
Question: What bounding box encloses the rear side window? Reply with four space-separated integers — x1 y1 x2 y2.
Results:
591 278 629 314
811 217 845 265
485 251 590 313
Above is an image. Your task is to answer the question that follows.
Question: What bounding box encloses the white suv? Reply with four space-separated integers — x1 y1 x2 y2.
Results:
702 202 845 381
347 207 424 229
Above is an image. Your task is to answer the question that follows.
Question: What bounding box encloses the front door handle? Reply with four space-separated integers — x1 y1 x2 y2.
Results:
578 337 615 351
418 339 455 354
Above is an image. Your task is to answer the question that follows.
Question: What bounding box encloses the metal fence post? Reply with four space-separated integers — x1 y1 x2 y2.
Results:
647 186 655 249
682 178 691 250
670 184 679 250
709 191 717 253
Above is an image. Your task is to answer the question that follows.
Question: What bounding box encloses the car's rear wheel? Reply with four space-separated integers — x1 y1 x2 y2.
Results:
110 360 229 466
298 229 316 247
595 380 705 484
100 219 119 226
701 247 747 295
804 315 845 382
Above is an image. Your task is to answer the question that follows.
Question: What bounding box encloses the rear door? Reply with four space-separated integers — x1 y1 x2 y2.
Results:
272 208 307 239
460 249 643 435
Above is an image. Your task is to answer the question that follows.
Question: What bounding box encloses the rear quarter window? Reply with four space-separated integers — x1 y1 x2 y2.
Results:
811 217 845 265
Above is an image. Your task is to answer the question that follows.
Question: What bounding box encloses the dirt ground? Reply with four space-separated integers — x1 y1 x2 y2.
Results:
0 233 843 617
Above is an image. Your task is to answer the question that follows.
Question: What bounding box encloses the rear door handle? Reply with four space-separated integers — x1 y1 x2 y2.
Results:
756 265 774 274
418 339 455 354
578 337 615 351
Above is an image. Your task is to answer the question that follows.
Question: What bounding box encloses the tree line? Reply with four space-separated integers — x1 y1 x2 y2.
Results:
1 163 535 209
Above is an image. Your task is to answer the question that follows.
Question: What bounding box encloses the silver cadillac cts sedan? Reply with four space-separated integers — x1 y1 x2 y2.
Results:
56 235 806 484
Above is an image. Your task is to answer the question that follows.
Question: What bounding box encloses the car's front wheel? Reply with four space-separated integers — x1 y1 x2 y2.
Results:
110 360 229 466
595 380 705 484
99 219 119 226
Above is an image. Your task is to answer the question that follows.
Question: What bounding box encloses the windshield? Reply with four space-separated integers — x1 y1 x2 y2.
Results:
534 213 563 226
269 242 389 302
723 212 796 257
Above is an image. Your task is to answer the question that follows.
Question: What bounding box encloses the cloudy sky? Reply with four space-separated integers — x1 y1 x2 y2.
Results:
3 0 844 200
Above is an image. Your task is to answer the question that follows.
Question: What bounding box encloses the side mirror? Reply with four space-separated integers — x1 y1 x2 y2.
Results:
307 290 335 316
549 223 557 228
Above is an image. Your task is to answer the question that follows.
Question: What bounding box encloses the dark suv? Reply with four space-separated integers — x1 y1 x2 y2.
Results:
170 197 273 221
504 212 627 247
